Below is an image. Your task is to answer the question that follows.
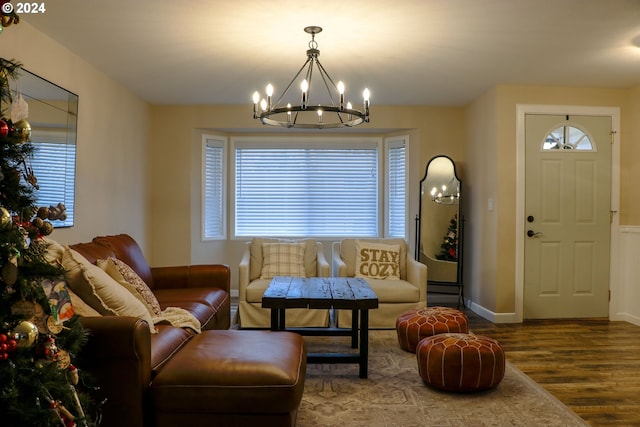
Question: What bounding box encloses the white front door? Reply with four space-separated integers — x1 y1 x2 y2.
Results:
524 114 611 319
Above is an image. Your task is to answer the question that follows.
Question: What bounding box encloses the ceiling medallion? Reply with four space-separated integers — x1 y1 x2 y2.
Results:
252 26 370 129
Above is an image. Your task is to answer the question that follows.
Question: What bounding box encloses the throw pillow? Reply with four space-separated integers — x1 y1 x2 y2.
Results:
260 242 306 279
355 240 401 280
61 247 157 333
97 257 162 317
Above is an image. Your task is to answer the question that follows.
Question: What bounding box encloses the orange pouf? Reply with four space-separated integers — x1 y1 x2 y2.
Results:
396 307 469 352
416 333 505 392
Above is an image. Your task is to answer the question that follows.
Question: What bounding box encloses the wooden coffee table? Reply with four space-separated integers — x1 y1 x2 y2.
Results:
261 276 378 378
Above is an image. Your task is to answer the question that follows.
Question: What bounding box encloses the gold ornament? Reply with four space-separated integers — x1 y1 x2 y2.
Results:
40 221 54 236
11 119 31 143
12 320 39 348
37 206 50 219
0 207 11 227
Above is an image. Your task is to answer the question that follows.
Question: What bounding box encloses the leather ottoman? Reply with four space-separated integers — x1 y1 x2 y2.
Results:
396 306 469 352
416 333 505 392
151 330 306 427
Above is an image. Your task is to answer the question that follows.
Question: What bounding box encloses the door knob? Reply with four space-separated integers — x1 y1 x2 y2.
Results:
527 230 542 238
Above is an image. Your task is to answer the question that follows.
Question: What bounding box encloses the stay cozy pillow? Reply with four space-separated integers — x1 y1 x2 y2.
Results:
260 242 306 279
355 240 401 280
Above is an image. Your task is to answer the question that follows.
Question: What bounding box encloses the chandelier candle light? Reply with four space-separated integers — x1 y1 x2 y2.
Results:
252 26 370 129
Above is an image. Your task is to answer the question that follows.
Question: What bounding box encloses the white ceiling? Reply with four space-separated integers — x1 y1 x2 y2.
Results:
24 0 640 106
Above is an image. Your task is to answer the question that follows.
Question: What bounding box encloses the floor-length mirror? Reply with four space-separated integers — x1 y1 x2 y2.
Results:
415 155 464 307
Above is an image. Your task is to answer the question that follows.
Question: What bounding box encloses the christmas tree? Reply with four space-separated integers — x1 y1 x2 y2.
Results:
1 57 99 425
435 213 458 261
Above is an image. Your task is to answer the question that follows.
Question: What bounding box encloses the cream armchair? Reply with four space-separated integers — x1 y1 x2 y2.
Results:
332 238 427 329
238 238 331 328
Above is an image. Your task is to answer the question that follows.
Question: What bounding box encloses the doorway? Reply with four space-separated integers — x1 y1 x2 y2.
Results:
515 105 620 322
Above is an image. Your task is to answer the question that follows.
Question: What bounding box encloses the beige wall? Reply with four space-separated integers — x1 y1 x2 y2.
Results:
624 85 640 225
465 84 632 314
149 105 465 291
464 88 499 311
0 22 151 249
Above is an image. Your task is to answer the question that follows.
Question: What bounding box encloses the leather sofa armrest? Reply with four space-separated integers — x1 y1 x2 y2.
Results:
332 241 348 277
150 264 230 292
406 256 428 303
78 316 152 427
316 242 330 277
238 242 251 301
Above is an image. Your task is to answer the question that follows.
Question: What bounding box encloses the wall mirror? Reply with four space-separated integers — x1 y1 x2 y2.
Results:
8 62 78 227
415 155 464 307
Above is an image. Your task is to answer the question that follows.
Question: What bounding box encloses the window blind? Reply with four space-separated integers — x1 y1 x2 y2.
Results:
203 138 225 239
386 141 406 237
30 131 76 227
234 144 378 237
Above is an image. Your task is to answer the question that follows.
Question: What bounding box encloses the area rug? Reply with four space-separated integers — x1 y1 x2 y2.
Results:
298 330 587 427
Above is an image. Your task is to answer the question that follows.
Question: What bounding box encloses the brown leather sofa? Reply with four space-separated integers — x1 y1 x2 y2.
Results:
70 234 306 427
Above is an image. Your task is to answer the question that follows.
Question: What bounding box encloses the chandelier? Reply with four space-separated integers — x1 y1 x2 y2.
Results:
252 26 370 129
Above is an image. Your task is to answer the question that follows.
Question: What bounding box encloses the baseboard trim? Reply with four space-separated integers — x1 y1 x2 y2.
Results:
468 300 519 324
611 311 640 326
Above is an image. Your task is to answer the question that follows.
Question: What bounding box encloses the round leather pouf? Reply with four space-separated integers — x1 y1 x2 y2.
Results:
396 307 469 353
416 333 505 392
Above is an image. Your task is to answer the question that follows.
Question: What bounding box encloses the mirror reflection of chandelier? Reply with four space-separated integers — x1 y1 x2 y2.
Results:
430 177 460 204
251 26 370 129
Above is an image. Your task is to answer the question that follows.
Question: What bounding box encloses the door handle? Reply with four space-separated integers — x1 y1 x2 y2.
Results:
527 230 542 238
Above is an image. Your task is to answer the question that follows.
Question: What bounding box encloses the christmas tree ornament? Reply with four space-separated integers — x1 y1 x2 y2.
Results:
0 118 8 137
46 315 63 334
0 206 11 227
11 319 39 347
40 220 54 236
10 91 29 123
37 206 50 219
10 299 37 319
1 255 18 285
57 349 71 369
10 118 31 142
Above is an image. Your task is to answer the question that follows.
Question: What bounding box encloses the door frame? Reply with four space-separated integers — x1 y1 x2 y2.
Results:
515 104 621 322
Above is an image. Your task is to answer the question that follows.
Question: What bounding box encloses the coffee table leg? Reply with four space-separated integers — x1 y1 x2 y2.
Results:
351 309 359 348
270 308 286 331
359 309 369 378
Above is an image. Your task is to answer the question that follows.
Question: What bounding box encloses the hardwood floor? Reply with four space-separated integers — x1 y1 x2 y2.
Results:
232 298 640 425
457 304 640 426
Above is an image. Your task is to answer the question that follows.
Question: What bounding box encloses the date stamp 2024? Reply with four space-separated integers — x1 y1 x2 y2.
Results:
2 2 47 15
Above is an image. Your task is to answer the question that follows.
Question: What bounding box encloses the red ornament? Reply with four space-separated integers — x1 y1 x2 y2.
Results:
0 119 8 137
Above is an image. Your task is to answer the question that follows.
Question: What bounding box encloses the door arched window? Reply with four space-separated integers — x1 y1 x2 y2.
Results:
542 124 594 151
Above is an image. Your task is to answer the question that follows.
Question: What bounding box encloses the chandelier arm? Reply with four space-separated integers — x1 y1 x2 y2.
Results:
305 60 315 105
273 57 313 108
314 60 339 107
